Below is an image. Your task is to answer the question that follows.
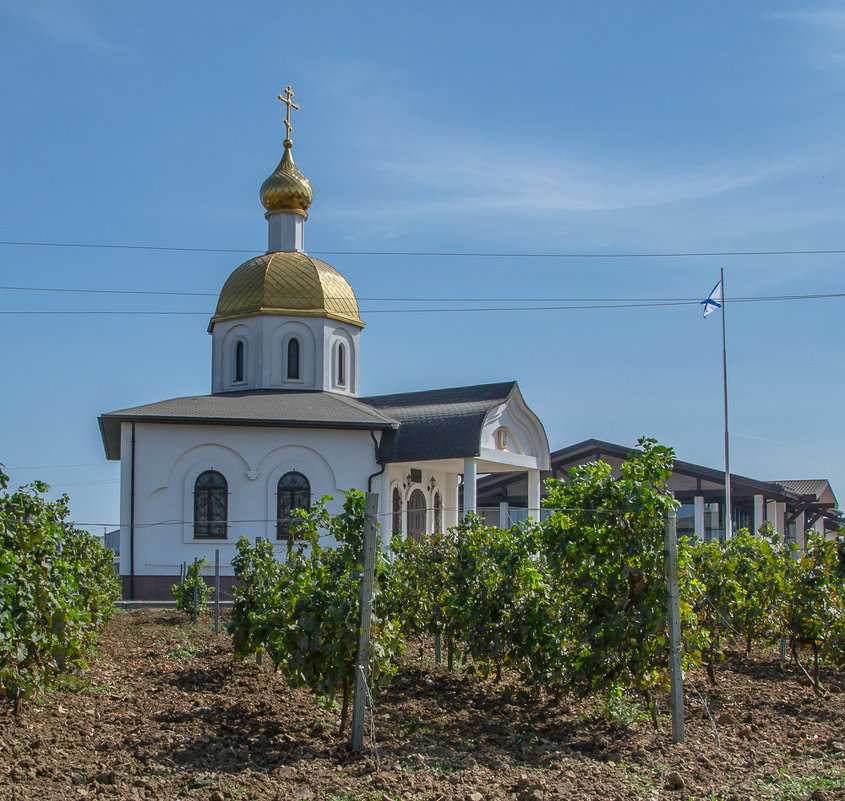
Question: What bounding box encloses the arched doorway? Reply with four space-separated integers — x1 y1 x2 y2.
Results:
407 489 426 542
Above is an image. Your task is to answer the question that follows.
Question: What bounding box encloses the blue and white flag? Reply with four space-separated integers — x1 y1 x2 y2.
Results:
701 280 722 318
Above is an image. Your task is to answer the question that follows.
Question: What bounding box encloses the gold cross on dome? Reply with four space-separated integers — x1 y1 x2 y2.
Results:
277 85 300 141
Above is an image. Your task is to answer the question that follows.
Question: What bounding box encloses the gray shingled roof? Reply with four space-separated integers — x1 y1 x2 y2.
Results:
99 391 398 460
772 479 831 499
476 438 802 500
360 382 517 463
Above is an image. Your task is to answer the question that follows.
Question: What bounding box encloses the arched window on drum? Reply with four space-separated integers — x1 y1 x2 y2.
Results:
234 341 245 383
287 338 300 380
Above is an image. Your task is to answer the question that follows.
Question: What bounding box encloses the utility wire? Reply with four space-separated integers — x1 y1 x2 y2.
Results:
0 294 843 316
1 284 843 306
4 239 845 258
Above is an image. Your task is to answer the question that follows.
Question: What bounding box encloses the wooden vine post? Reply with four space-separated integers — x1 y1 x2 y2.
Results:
351 492 379 750
664 502 685 744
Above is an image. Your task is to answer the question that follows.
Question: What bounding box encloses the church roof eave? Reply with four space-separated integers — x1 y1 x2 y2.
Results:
98 390 398 460
208 306 365 333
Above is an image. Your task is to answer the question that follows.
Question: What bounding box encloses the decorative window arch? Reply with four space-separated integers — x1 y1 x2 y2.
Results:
277 471 310 539
194 470 227 538
407 489 426 543
433 490 443 534
336 342 346 386
234 340 245 383
287 337 300 380
391 486 403 538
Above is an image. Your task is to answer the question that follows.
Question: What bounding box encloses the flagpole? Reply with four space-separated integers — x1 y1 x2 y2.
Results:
721 267 731 541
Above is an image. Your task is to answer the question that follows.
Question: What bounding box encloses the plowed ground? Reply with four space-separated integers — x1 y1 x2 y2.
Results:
1 610 844 801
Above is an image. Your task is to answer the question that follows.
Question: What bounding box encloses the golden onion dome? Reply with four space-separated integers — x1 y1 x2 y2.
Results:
211 251 363 329
259 140 313 215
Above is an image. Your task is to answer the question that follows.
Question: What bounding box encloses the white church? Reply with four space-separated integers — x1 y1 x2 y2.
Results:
99 88 550 600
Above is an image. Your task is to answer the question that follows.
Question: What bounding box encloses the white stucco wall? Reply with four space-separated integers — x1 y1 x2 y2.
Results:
119 421 380 577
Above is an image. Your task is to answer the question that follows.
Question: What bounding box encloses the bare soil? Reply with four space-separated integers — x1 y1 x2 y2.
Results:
1 610 844 801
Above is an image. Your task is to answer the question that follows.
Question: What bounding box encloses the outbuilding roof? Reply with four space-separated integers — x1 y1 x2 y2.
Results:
98 390 398 460
772 479 832 499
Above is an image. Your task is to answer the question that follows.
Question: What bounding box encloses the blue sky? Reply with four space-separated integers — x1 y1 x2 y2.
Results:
1 1 843 530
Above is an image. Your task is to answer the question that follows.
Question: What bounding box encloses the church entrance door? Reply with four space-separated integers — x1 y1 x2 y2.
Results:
407 489 426 542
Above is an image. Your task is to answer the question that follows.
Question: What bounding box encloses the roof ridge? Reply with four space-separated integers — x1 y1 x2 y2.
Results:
361 380 517 405
326 392 400 426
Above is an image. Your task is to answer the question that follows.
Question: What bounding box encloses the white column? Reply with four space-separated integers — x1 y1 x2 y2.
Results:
768 501 786 536
445 475 460 529
694 496 705 542
463 459 477 518
753 495 764 534
527 468 541 521
499 501 509 529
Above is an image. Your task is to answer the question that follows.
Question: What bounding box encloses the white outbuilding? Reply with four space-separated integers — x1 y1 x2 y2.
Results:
99 90 550 599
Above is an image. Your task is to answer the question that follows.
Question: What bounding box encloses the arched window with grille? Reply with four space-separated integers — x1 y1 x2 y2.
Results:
287 338 300 379
194 470 227 538
407 489 426 543
277 471 310 539
433 490 443 534
391 487 403 538
234 340 245 382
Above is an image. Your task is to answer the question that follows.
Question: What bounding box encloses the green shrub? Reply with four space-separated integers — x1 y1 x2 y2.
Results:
0 463 121 713
171 558 214 618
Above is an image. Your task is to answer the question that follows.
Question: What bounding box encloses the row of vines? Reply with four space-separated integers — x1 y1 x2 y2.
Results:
229 438 845 732
0 463 121 713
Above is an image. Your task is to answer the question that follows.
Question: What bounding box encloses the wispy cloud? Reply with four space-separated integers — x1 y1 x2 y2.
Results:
375 142 803 215
771 8 845 67
309 59 845 256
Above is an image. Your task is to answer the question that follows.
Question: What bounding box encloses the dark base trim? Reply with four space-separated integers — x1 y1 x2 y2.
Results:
121 575 238 602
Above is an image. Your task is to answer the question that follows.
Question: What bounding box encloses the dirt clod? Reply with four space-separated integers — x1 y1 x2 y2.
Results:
666 771 684 790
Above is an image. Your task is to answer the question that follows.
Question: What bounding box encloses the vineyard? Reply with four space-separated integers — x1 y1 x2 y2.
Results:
226 439 845 730
1 443 845 799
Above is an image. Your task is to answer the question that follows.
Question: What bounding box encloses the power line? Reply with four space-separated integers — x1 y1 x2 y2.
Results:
2 284 844 305
4 239 845 259
0 293 843 316
0 285 218 297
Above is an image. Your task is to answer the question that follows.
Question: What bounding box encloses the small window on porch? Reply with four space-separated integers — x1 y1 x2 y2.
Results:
497 428 508 449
